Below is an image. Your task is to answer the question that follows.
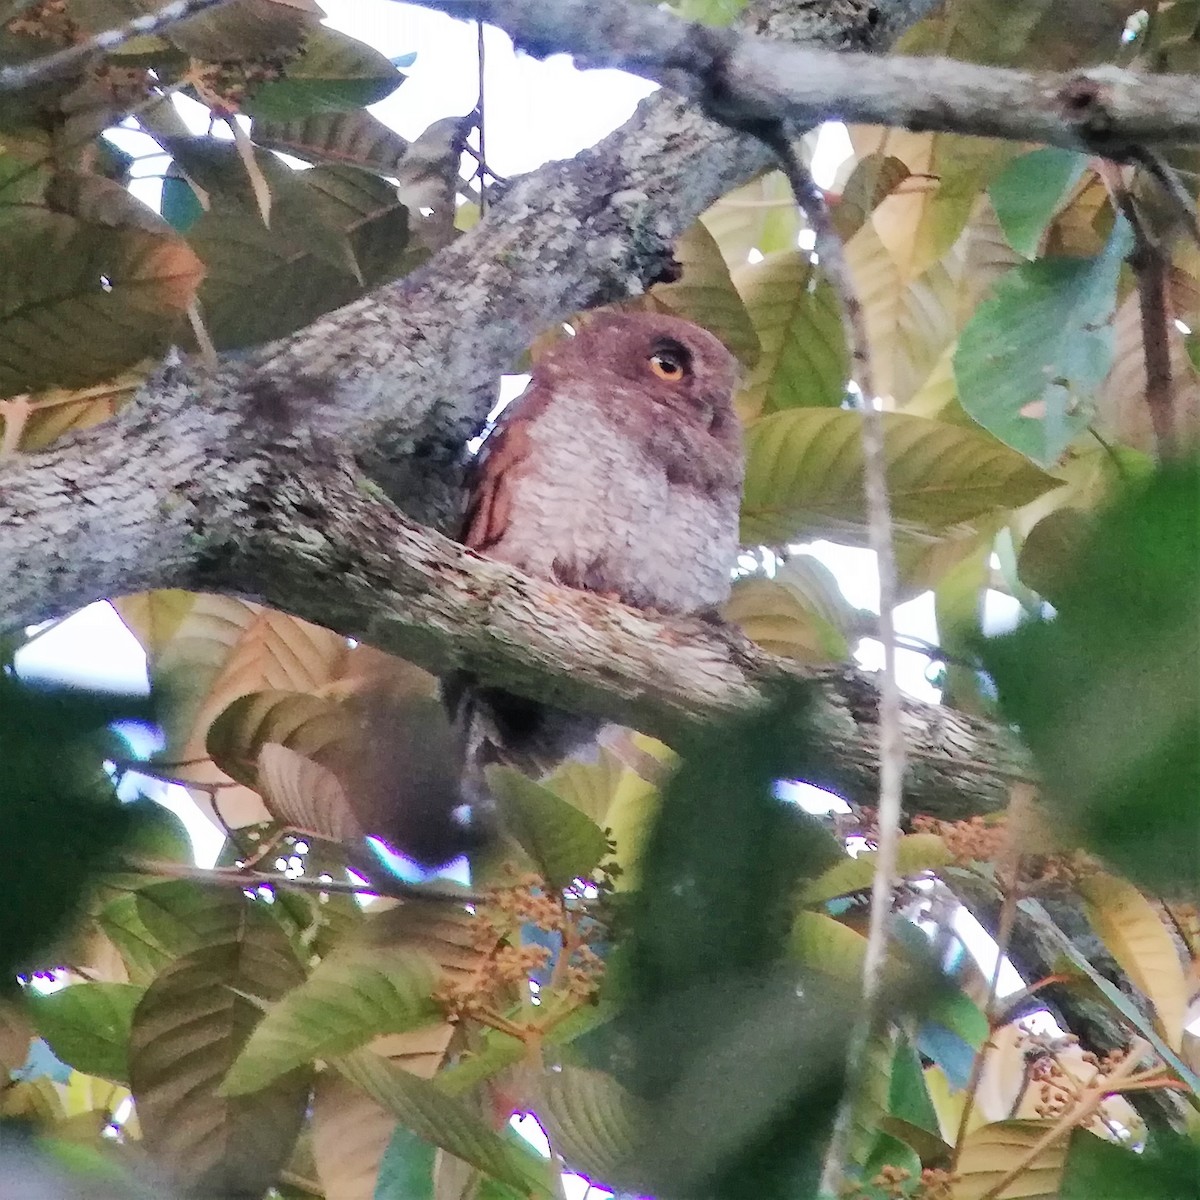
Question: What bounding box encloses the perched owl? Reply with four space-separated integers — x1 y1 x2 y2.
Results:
449 311 744 793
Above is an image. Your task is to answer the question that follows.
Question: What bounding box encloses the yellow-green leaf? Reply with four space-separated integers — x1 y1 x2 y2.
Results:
955 1120 1068 1200
801 834 953 905
740 408 1062 544
732 251 847 417
724 556 854 663
1077 872 1189 1051
223 948 443 1096
638 221 759 366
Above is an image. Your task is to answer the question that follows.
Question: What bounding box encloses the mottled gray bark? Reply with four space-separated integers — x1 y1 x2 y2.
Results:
0 0 1030 824
411 0 1200 161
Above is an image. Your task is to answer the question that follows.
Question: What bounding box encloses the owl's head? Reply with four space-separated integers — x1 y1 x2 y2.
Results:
546 312 739 432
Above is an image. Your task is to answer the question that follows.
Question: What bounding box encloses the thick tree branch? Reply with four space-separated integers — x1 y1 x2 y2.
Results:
0 376 1029 821
408 0 1200 160
0 0 1027 827
243 0 930 529
200 448 1034 822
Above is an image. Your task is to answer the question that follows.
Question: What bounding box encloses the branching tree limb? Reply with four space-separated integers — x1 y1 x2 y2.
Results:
0 0 1030 826
406 0 1200 158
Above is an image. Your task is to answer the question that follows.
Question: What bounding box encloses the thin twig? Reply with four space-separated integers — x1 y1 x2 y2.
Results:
476 19 488 215
737 120 905 1198
1099 161 1179 459
0 0 232 92
952 783 1034 1162
126 856 484 903
1130 144 1200 249
974 1038 1151 1200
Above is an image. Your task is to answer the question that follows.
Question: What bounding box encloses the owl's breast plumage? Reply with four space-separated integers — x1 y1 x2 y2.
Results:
479 389 739 613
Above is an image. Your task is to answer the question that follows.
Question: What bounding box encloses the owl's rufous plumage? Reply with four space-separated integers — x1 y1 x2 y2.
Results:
462 311 743 611
454 311 744 783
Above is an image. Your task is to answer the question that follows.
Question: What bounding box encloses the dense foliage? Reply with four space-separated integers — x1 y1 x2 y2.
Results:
2 0 1200 1198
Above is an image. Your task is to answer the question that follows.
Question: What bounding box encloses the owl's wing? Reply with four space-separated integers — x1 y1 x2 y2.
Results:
460 386 546 552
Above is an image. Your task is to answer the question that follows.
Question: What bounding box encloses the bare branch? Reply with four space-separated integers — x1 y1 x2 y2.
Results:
404 0 1200 158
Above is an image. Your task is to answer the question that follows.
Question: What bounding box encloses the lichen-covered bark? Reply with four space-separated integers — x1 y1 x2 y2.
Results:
0 0 1027 826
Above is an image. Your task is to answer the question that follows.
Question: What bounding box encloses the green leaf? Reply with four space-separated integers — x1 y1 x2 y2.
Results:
831 153 911 242
0 208 203 396
990 148 1088 259
128 905 310 1197
95 893 171 985
788 911 867 983
887 1034 941 1137
724 556 853 663
740 408 1061 544
618 691 857 1200
955 220 1132 466
629 688 841 1002
252 109 411 174
983 460 1200 891
334 1050 554 1198
0 677 150 977
1061 1127 1200 1199
1015 507 1090 605
860 1131 921 1196
223 947 442 1096
733 251 848 415
700 170 798 269
135 880 251 957
644 221 760 367
537 1066 640 1186
27 983 142 1084
375 1125 435 1200
242 25 405 120
160 166 202 234
802 834 952 905
485 767 610 889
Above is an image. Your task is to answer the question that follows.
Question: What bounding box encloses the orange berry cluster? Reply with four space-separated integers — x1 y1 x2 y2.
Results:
839 1165 959 1200
434 865 606 1025
192 57 289 114
7 0 73 44
909 814 1099 887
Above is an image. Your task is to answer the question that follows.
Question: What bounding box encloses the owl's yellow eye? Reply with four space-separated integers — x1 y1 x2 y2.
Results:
649 350 686 381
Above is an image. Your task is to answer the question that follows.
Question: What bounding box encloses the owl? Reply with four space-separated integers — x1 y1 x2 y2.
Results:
450 311 744 792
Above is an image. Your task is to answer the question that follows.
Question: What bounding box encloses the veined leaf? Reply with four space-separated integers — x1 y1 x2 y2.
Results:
954 1120 1068 1200
128 906 310 1197
537 1066 641 1187
486 767 610 889
0 209 202 396
851 128 1004 280
242 25 405 120
724 556 855 663
732 251 847 417
223 948 442 1096
700 170 800 269
741 407 1061 544
990 148 1088 259
334 1050 553 1198
1077 872 1188 1051
955 220 1131 465
27 983 142 1085
831 153 911 242
642 220 759 367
